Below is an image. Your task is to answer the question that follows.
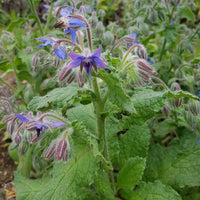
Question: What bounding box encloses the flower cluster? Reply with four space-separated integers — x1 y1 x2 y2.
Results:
3 112 66 146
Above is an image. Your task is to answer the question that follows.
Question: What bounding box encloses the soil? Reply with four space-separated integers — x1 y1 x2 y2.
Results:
0 129 17 198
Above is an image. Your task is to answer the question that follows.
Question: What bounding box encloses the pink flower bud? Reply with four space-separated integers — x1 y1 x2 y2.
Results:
14 132 21 146
55 139 67 161
135 45 147 60
44 142 56 159
78 71 84 87
138 70 151 82
161 105 170 117
136 59 157 75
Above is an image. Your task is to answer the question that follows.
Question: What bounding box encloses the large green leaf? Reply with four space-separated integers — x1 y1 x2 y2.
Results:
122 181 182 200
144 134 200 189
118 124 150 168
117 157 146 190
28 85 78 111
178 6 195 22
14 171 50 200
130 88 166 124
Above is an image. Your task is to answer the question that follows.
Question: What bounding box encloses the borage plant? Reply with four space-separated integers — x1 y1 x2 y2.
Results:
2 1 200 200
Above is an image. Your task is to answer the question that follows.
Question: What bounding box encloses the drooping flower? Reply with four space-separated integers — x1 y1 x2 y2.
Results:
3 112 66 144
66 45 109 76
55 7 86 43
127 32 140 49
36 37 66 61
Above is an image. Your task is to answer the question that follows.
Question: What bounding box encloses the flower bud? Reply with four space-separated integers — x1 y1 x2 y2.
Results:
44 141 57 159
55 139 67 161
139 23 149 36
32 53 40 69
138 70 151 82
185 111 197 129
147 7 158 24
88 11 98 28
178 40 194 55
58 62 73 82
136 59 157 75
77 71 84 87
95 22 105 38
171 82 183 108
170 54 182 67
13 132 22 146
161 105 170 117
98 9 106 20
103 31 114 46
158 10 165 21
18 141 29 156
116 27 124 38
188 100 200 116
134 45 147 60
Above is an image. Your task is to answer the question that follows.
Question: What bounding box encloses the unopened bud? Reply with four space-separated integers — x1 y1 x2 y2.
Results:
98 9 106 20
171 82 183 108
139 23 149 36
178 40 194 55
158 10 165 21
44 141 56 159
147 7 158 24
95 22 105 38
88 11 98 28
188 100 200 116
136 59 157 75
138 70 151 82
170 54 182 67
135 45 147 60
13 132 21 146
55 139 67 161
18 141 28 156
59 62 72 82
185 111 197 129
78 71 84 87
32 53 40 69
40 78 56 91
103 31 114 46
116 27 124 38
161 105 170 117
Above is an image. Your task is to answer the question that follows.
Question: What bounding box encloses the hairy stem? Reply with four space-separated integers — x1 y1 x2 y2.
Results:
44 3 53 35
28 0 44 36
0 78 16 92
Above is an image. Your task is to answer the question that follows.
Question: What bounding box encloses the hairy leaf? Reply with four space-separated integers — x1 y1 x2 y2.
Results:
144 134 200 189
28 84 78 111
117 157 146 190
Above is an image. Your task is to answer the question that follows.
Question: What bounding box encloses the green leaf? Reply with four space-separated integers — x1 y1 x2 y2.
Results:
14 171 50 200
144 134 200 189
178 6 195 22
67 104 97 134
118 124 150 168
167 90 199 100
125 181 182 200
28 85 78 111
7 18 25 31
96 72 134 111
18 71 34 84
117 157 146 190
130 88 166 124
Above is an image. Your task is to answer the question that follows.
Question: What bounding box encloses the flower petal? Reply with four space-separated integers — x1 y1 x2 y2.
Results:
55 48 66 61
68 52 83 60
93 57 109 69
69 28 77 44
16 114 30 122
83 62 93 76
131 32 137 39
50 122 66 128
92 45 102 57
61 7 73 17
69 18 86 28
64 28 70 34
67 58 83 71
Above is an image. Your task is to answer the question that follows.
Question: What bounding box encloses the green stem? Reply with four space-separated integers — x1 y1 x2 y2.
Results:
0 78 17 92
159 38 166 62
44 3 53 35
0 46 22 90
28 0 44 36
92 77 116 193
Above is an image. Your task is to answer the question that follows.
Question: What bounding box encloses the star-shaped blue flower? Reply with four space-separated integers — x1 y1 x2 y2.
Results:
36 38 66 61
67 45 109 76
55 7 86 43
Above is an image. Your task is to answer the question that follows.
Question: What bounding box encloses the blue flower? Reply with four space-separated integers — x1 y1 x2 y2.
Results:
147 56 154 64
36 37 66 61
67 45 109 76
55 7 86 43
195 90 200 98
197 140 200 143
16 113 66 134
127 32 140 49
